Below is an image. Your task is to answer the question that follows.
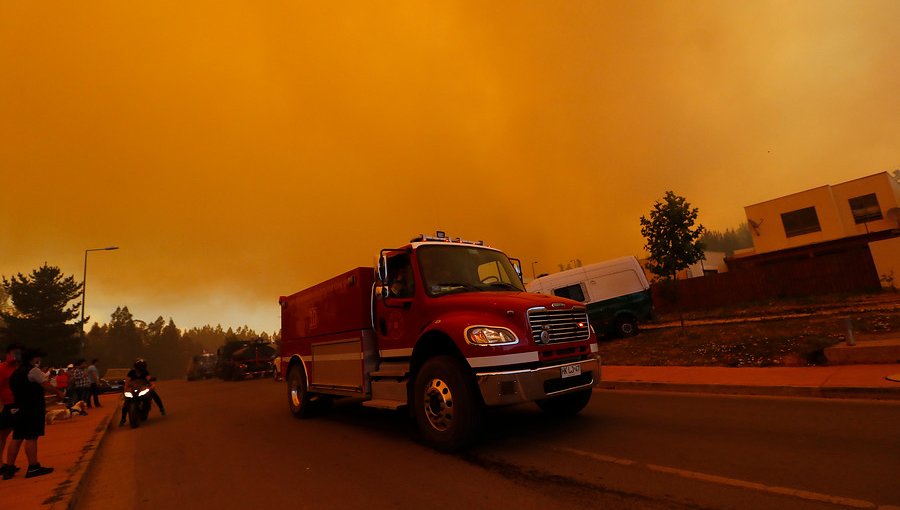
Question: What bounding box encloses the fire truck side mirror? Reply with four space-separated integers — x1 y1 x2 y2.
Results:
380 285 389 299
510 257 523 281
377 255 388 284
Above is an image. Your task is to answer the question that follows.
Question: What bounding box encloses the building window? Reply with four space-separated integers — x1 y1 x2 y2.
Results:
781 207 821 237
553 283 586 302
848 193 882 224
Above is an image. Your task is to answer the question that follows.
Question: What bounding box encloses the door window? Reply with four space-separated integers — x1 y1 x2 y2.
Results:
552 283 586 302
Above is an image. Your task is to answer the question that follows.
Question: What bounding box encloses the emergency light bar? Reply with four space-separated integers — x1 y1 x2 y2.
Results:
410 231 486 246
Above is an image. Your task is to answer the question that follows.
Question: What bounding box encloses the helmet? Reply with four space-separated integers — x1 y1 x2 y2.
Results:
134 358 147 371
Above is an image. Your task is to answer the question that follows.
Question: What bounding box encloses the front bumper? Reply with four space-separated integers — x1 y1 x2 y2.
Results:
475 356 601 406
239 368 275 379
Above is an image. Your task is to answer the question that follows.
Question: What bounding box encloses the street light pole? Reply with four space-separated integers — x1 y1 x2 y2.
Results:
81 246 119 341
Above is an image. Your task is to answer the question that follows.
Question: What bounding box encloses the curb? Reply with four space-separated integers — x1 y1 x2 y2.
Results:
597 382 900 401
47 402 118 510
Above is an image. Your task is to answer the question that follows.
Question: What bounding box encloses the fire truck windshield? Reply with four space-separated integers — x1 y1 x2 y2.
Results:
417 244 526 297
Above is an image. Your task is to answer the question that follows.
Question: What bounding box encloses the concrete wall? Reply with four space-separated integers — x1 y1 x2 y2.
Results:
869 236 900 289
745 185 844 253
832 173 900 236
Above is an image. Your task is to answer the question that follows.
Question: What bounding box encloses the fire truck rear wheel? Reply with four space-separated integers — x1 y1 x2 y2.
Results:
535 388 592 416
287 363 314 419
413 355 483 452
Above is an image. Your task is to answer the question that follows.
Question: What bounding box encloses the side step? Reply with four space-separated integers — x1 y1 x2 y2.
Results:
369 361 410 379
362 379 407 410
361 399 406 410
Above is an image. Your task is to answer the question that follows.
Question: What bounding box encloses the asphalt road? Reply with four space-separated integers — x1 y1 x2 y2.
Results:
77 378 900 510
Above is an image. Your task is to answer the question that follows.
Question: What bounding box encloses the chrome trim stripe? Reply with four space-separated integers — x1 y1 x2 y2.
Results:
467 351 539 368
312 353 364 362
379 348 414 358
526 306 591 344
475 359 588 377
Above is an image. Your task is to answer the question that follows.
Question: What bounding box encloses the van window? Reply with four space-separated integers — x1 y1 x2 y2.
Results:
552 283 586 302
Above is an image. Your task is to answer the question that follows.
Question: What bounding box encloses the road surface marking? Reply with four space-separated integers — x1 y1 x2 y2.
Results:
554 446 638 466
552 446 878 509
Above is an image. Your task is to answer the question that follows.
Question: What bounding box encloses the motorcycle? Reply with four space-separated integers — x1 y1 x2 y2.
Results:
124 380 153 428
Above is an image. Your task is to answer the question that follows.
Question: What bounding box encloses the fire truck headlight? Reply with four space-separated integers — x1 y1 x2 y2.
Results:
465 327 518 346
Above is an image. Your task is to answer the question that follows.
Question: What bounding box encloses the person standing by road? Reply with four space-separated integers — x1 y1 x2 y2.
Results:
71 359 90 411
86 359 101 408
0 343 24 479
56 364 71 406
5 348 64 479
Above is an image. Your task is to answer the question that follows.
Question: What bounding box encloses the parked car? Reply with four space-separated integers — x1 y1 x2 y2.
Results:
99 368 131 394
186 353 217 381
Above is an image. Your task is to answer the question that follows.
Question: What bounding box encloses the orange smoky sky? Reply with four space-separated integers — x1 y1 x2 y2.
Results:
1 1 898 333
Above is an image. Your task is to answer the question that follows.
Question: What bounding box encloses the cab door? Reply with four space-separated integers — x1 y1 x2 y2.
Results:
373 250 425 357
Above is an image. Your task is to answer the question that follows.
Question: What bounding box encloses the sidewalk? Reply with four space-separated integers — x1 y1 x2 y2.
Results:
600 364 900 400
1 393 118 510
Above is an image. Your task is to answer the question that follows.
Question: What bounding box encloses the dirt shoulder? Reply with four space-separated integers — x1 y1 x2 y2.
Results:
597 292 900 367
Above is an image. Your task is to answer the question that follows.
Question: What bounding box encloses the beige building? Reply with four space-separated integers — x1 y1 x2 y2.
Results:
743 172 900 255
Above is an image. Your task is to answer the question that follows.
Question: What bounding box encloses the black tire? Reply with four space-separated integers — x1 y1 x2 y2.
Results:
413 356 483 452
287 362 313 418
615 316 638 337
128 401 140 428
535 388 592 416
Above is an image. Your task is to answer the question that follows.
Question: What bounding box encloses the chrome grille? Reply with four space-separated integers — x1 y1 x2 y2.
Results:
527 307 591 344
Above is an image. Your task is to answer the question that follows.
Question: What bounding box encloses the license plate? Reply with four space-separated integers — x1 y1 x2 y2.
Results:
561 364 581 379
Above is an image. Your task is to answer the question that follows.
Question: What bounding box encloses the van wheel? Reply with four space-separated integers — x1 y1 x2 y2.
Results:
287 363 313 418
414 356 483 452
536 388 592 416
615 317 638 337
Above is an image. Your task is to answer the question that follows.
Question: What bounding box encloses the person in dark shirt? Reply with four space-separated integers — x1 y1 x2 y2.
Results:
5 348 64 479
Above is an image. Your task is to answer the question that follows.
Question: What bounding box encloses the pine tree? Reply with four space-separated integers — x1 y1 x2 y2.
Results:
107 306 143 368
0 264 83 363
640 191 706 280
640 192 706 333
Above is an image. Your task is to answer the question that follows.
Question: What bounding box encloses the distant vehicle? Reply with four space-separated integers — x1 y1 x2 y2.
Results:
186 353 217 381
527 256 653 338
216 339 277 381
100 368 131 394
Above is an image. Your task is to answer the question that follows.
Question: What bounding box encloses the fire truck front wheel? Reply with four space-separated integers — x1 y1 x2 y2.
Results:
287 363 314 419
413 355 483 452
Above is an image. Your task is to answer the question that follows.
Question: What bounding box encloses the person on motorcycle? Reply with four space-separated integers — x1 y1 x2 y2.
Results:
119 359 166 426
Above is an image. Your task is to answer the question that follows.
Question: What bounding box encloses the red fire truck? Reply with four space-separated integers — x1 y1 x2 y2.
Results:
278 232 601 451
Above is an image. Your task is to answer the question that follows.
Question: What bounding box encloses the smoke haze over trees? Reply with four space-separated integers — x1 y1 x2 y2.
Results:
699 223 754 256
2 264 277 379
83 308 275 379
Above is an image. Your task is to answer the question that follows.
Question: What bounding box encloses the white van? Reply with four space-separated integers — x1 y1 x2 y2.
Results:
526 256 653 337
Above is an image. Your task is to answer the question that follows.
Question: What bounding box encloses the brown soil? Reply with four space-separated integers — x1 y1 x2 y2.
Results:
597 292 900 367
